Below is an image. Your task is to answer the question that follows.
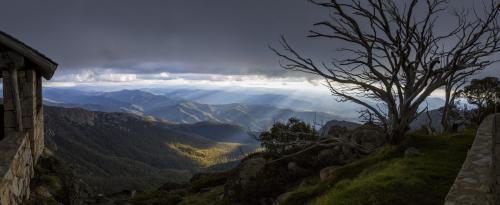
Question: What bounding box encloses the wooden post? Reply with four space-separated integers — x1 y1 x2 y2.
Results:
0 52 25 132
9 68 22 131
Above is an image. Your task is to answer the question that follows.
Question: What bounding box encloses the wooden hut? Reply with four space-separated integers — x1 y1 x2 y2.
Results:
0 31 57 204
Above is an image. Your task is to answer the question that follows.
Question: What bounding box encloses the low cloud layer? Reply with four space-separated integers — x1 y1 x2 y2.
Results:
48 68 323 89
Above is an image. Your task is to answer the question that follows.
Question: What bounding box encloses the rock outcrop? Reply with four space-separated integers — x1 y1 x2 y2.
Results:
404 147 422 157
325 122 386 150
319 166 341 181
223 155 269 204
221 122 386 204
25 151 96 205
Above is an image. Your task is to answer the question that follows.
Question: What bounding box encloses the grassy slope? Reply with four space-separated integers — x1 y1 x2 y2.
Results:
277 130 475 205
129 186 225 205
177 186 225 205
129 173 227 205
128 130 475 205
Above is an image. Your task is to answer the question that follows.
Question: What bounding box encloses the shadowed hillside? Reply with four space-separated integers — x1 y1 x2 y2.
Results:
43 106 257 193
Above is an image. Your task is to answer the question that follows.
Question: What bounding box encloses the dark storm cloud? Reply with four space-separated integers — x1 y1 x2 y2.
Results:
0 0 498 78
0 0 332 76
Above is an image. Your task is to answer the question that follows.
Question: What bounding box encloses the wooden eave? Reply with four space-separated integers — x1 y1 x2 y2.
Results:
0 30 57 80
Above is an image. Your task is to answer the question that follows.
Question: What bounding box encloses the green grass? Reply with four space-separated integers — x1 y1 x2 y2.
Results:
190 172 228 192
129 185 225 205
277 130 475 205
130 191 183 204
177 185 225 205
40 175 63 192
129 172 227 205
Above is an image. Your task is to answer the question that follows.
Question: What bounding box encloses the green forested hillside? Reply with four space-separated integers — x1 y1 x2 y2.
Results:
43 106 256 193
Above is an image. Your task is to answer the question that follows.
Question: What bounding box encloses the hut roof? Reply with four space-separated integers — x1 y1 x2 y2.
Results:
0 31 57 80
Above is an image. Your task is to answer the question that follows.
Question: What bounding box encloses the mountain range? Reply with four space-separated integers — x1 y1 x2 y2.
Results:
43 88 345 130
144 87 445 117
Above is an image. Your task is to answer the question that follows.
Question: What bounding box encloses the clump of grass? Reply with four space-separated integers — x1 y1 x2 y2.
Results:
276 130 475 205
177 185 225 205
43 197 62 205
190 172 228 192
129 191 183 205
40 175 63 192
129 185 225 205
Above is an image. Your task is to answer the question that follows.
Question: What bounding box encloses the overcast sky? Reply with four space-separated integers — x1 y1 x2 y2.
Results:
0 0 498 89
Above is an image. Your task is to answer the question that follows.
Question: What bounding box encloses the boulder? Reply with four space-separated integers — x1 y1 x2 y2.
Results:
341 144 353 156
320 165 341 181
190 172 228 192
325 125 350 138
317 149 339 165
287 162 307 176
33 186 53 199
223 153 303 204
223 156 267 201
319 120 360 137
238 157 267 187
260 198 274 205
158 182 186 191
404 147 422 157
349 122 385 150
324 122 386 151
199 188 211 193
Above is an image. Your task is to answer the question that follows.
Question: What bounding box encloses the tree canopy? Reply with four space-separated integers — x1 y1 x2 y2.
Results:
460 77 500 123
258 118 318 153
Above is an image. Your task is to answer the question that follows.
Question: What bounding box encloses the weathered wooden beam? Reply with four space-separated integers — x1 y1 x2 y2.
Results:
1 51 25 132
9 69 22 131
0 31 57 80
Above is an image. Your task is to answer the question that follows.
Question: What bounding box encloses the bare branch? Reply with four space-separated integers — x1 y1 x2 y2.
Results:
272 0 500 144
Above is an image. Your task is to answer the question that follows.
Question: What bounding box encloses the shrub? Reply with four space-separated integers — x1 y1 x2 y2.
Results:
257 118 318 153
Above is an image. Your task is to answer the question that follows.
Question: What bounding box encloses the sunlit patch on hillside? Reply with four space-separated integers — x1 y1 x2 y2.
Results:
167 142 255 167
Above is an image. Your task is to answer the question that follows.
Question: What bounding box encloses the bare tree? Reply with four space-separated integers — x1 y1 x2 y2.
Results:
441 73 467 132
422 100 436 135
271 0 500 144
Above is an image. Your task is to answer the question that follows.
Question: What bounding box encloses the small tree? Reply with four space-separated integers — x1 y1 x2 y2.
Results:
258 118 318 153
460 77 500 123
271 0 500 144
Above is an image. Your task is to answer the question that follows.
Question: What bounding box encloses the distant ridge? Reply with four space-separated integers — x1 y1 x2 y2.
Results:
43 88 344 130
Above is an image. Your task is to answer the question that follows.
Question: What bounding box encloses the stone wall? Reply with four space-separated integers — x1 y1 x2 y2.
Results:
0 132 34 205
0 69 44 205
444 114 497 205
